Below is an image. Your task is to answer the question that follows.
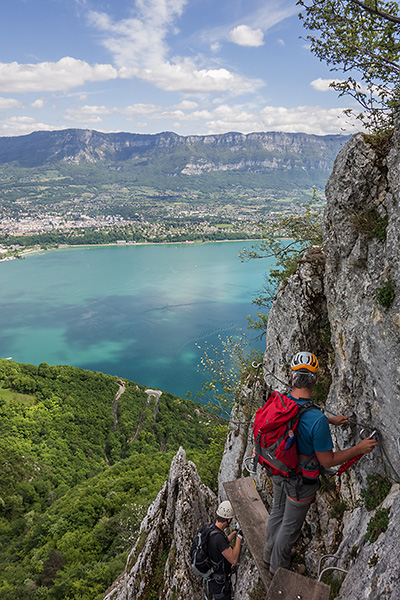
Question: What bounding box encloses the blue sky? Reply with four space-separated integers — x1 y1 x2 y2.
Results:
0 0 359 138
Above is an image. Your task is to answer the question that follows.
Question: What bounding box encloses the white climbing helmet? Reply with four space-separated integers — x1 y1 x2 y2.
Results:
291 351 319 374
216 500 235 519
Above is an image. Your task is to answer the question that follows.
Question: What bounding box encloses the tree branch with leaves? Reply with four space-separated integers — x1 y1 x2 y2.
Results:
297 0 400 131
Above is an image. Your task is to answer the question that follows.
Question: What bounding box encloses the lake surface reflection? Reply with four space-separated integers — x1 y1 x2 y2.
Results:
0 242 273 397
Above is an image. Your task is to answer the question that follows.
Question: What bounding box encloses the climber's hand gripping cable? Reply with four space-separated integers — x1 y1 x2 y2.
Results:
335 430 379 491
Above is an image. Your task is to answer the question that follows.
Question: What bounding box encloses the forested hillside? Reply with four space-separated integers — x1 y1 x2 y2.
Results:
0 359 222 600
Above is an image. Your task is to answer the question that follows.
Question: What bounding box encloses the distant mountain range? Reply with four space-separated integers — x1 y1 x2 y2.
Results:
0 128 350 193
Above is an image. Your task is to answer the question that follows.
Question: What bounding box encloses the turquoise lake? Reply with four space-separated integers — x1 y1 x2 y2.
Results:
0 241 273 398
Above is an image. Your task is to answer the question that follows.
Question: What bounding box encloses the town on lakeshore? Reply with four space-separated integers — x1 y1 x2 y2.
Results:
0 189 309 260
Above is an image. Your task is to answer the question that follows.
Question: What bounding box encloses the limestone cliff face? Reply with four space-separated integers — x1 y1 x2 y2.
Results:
0 128 348 175
321 131 400 600
324 132 400 494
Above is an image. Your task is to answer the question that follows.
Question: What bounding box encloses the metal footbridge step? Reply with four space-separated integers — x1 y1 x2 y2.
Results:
223 478 330 600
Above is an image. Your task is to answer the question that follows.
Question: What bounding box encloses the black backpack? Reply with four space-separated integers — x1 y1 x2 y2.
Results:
190 524 223 579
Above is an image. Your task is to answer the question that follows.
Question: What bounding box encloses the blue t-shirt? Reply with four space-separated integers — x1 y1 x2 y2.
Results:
287 394 333 456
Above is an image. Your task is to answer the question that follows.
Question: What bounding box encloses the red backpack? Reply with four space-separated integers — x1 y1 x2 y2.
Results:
252 391 319 478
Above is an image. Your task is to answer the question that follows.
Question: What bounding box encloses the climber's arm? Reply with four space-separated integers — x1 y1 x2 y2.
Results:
222 535 242 566
316 437 378 468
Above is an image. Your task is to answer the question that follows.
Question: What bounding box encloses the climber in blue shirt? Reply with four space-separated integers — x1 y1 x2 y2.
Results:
263 351 378 577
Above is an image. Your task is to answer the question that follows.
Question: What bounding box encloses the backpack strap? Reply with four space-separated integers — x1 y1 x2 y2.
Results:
207 526 226 579
296 400 320 417
296 400 324 483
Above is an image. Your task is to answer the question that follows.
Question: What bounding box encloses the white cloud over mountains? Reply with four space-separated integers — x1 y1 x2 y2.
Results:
0 0 358 138
61 100 358 136
0 116 61 137
0 58 118 93
0 96 358 137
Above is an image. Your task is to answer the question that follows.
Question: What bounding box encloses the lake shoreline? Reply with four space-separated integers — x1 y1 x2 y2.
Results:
1 237 261 261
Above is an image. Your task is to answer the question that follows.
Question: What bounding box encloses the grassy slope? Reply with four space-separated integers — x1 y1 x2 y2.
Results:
0 359 221 600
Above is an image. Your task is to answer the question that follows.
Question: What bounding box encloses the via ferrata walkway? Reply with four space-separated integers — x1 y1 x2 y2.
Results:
223 478 331 600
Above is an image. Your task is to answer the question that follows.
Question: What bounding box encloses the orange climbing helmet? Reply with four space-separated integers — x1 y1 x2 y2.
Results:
291 351 319 373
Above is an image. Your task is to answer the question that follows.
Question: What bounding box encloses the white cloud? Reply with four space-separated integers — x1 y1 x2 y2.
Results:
88 0 187 71
210 42 221 53
112 100 358 135
88 1 262 94
202 1 298 46
0 97 23 109
122 104 161 117
64 105 115 123
120 60 262 93
166 103 358 135
311 78 346 92
0 58 118 93
0 116 61 137
174 100 199 110
31 99 44 109
258 105 357 135
229 25 264 47
1 100 358 140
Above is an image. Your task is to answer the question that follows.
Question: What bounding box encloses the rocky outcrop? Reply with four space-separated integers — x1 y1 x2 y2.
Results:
103 448 216 600
335 483 400 600
262 245 330 392
321 130 400 599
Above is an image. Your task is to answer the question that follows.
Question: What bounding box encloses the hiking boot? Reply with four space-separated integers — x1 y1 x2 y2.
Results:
263 551 271 567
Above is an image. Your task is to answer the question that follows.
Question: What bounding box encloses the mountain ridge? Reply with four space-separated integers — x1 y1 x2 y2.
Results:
0 127 350 171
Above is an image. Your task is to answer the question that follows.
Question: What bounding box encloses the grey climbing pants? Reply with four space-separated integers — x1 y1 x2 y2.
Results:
263 475 320 574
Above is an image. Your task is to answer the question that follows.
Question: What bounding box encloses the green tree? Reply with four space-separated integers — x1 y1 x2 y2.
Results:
297 0 400 131
240 194 324 330
196 333 263 419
